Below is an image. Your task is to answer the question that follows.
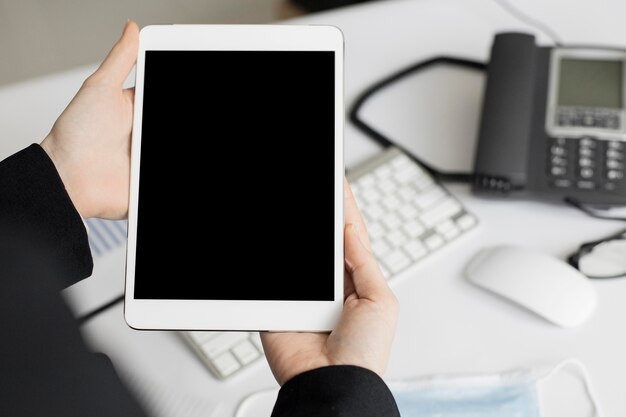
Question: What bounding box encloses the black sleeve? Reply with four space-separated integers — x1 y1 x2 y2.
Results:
0 144 149 417
271 365 401 417
0 143 92 289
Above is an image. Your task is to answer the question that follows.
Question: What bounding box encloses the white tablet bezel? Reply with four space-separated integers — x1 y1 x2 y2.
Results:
124 24 344 331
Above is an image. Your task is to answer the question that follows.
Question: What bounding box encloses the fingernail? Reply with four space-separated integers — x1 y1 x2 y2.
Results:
345 223 356 237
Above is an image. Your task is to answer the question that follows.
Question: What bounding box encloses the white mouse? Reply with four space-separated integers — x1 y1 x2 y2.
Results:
465 245 597 328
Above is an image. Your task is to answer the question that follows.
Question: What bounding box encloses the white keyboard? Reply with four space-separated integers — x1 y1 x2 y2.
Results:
347 146 478 280
180 331 264 379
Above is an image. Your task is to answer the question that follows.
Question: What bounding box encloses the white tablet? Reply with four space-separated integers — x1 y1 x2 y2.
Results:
124 24 344 331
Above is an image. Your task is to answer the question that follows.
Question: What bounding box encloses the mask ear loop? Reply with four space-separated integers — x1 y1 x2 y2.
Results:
540 358 604 417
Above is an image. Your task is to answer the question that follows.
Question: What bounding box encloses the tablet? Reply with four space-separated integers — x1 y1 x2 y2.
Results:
124 24 344 331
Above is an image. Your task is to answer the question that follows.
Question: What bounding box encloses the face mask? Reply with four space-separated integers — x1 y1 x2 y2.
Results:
389 358 603 417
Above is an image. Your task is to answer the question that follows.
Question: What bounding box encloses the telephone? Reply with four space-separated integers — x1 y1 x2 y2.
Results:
473 32 626 206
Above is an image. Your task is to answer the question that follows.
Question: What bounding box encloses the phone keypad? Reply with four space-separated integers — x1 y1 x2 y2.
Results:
547 137 625 192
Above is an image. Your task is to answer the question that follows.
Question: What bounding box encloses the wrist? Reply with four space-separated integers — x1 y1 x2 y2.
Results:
40 136 91 218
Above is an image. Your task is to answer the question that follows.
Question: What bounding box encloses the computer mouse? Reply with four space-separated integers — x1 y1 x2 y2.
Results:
465 245 597 328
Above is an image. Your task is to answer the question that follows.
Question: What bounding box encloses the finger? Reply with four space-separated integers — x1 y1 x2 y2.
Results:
344 223 391 301
344 178 371 250
89 20 140 86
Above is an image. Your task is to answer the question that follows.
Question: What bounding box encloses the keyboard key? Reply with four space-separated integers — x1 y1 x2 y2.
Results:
424 234 445 251
366 222 386 240
357 173 375 188
381 212 402 230
372 239 392 258
377 178 397 194
436 220 460 240
415 175 435 190
212 351 240 378
420 198 462 228
397 186 417 202
381 195 401 211
403 240 428 261
413 186 446 210
391 153 411 168
364 203 385 220
456 214 476 231
199 332 249 359
386 229 408 247
442 226 460 240
232 340 261 365
382 250 411 274
375 164 392 179
398 204 418 220
402 220 425 238
362 188 382 204
394 164 420 184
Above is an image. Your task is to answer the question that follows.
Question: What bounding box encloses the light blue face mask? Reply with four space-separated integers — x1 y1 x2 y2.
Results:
232 358 603 417
389 358 602 417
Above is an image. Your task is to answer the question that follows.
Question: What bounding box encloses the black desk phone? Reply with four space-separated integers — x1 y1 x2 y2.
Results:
474 32 626 206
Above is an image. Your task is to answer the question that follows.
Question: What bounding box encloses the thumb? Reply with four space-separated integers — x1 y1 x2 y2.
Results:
344 223 390 301
89 20 140 86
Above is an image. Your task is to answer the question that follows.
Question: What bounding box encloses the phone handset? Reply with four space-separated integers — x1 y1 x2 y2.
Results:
472 32 538 196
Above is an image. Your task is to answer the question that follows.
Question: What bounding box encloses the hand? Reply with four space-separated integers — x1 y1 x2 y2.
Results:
261 178 399 385
40 20 139 219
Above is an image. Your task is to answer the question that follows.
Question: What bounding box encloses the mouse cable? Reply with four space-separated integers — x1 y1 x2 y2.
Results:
348 55 486 184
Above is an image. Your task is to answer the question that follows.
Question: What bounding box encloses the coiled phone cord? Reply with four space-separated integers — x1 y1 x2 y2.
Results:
348 56 487 185
348 56 526 195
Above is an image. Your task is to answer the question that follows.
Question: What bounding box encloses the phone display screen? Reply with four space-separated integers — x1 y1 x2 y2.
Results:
558 58 623 109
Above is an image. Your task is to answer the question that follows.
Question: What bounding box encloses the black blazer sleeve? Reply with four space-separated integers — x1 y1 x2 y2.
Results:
0 144 149 417
271 365 401 417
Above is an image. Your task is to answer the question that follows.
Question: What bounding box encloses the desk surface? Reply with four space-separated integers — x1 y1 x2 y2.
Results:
2 1 626 416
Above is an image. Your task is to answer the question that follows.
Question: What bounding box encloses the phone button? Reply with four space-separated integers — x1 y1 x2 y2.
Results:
576 180 597 190
551 179 572 189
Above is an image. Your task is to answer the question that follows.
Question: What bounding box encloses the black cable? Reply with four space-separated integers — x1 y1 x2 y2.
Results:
77 294 124 325
348 56 486 184
564 197 626 222
567 228 626 278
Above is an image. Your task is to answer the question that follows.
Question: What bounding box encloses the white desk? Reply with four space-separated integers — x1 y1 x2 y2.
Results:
2 1 626 416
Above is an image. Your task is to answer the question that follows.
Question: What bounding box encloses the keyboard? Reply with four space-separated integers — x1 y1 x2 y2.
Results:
347 146 478 280
180 331 264 379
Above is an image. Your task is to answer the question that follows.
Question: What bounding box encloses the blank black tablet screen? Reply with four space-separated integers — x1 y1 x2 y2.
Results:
133 50 336 301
